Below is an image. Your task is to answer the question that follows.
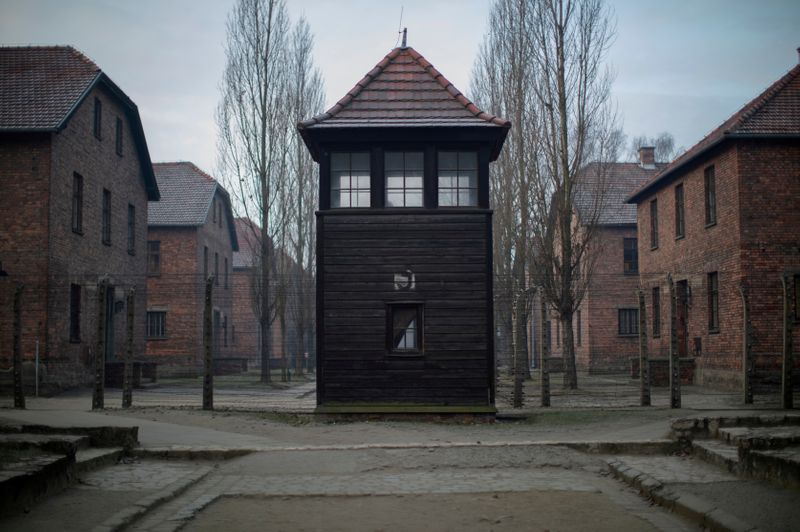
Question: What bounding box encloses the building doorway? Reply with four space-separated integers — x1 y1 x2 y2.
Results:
676 280 689 358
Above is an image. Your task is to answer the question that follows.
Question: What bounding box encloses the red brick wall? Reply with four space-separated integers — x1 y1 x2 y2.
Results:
0 133 51 382
146 190 237 376
637 142 745 389
47 84 151 388
737 139 800 372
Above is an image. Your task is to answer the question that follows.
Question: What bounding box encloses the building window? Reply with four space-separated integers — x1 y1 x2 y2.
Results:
214 252 219 285
331 152 370 207
675 183 685 239
576 310 582 347
69 284 81 342
203 246 208 280
223 316 228 347
704 165 716 226
649 199 658 249
623 238 638 274
224 257 228 289
438 151 477 206
127 204 135 255
387 303 423 354
652 287 661 338
147 241 160 276
115 117 123 156
386 151 423 207
618 308 639 336
72 173 83 234
147 311 167 339
102 188 111 245
708 272 719 332
93 98 102 139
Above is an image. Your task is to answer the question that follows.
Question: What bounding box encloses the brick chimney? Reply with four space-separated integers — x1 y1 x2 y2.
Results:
638 146 656 169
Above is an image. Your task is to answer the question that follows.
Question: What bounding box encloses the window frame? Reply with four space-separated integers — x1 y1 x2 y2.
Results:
127 204 136 255
652 287 661 338
675 183 685 239
72 172 83 235
386 302 424 356
704 165 717 227
708 271 720 333
102 188 111 245
147 240 160 276
385 151 424 208
115 116 123 156
437 151 478 207
618 308 639 336
69 283 81 343
623 237 638 275
147 311 167 339
331 151 371 208
649 199 658 249
93 98 102 139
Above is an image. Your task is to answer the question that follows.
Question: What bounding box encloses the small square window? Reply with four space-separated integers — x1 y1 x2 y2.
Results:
147 311 167 339
618 308 639 336
386 151 424 207
331 152 371 208
623 238 638 274
438 151 477 207
387 303 423 355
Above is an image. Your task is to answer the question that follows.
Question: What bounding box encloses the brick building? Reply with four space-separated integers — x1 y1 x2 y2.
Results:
627 61 800 390
145 162 238 376
547 149 666 373
0 46 159 391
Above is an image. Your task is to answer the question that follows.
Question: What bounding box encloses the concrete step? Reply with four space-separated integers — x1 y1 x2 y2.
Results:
0 433 89 455
0 424 139 450
691 439 741 474
75 447 124 475
747 446 800 490
718 425 800 451
670 413 800 440
0 450 75 516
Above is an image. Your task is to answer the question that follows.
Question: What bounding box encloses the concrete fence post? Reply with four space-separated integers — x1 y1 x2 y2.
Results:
540 296 550 407
637 289 650 407
203 276 214 411
738 283 754 405
668 274 681 409
92 279 107 410
122 287 135 409
13 284 25 409
781 274 794 410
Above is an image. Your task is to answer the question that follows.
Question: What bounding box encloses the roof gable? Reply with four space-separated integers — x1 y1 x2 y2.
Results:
628 63 800 203
299 46 509 130
149 162 238 251
0 45 159 201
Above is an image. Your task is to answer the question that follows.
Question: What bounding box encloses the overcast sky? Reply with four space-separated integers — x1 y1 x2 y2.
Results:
2 0 798 172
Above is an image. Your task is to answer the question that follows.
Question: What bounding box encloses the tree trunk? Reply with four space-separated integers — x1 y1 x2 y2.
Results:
561 311 577 389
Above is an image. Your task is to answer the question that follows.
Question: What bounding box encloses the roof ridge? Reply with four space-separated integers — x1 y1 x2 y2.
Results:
153 160 217 183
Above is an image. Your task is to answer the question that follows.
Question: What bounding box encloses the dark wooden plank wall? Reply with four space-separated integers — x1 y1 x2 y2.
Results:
319 212 493 405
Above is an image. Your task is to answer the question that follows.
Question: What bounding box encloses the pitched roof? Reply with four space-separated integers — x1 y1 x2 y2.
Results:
628 63 800 203
149 162 238 251
298 46 510 130
0 45 159 200
575 162 666 225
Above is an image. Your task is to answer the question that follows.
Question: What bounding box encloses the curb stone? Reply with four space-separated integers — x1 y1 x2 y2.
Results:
606 458 761 532
90 466 213 532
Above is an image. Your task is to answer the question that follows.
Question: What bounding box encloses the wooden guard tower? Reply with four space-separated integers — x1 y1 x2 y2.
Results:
298 43 510 414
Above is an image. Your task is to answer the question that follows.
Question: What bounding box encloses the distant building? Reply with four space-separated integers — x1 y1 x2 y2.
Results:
145 162 238 376
0 46 159 391
627 61 800 389
298 44 509 413
547 148 665 374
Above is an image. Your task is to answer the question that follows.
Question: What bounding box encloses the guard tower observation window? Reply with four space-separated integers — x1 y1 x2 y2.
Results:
438 151 477 207
387 303 423 355
386 151 423 207
331 152 370 208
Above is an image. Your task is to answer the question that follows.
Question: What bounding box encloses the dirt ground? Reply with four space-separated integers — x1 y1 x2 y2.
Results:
185 491 660 532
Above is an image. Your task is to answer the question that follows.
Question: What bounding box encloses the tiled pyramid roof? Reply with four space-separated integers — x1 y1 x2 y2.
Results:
628 63 800 203
298 46 509 129
149 162 238 251
0 45 100 130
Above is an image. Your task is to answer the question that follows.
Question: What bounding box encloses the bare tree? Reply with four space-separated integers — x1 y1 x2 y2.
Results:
628 131 682 162
217 0 291 382
527 0 620 389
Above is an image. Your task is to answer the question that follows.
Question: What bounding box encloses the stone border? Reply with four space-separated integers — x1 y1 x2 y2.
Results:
90 466 212 532
606 458 759 532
